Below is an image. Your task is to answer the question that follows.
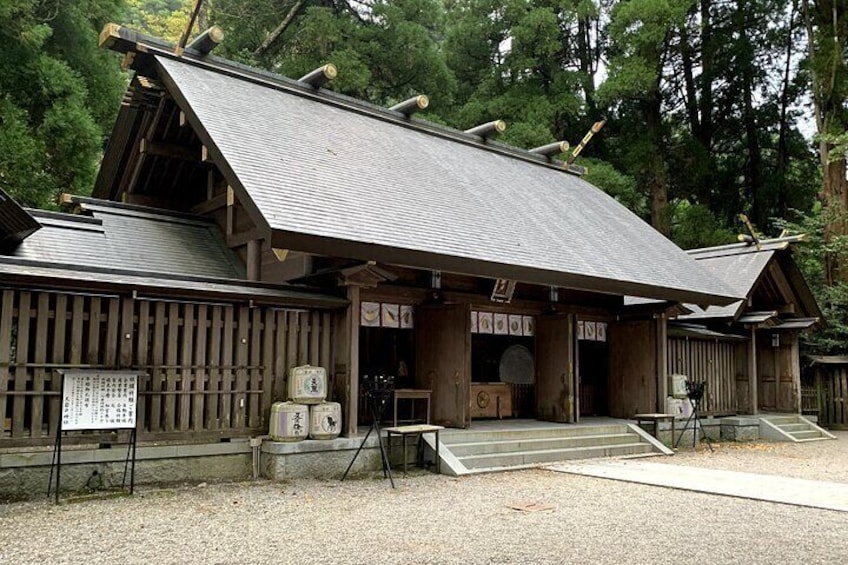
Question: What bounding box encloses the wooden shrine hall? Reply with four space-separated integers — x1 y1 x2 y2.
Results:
0 24 741 452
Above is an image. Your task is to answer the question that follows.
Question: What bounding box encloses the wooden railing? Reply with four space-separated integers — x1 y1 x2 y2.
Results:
0 287 332 446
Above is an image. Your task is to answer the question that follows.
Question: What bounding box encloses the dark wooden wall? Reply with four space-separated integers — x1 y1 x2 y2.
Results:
756 331 800 413
0 287 331 446
667 337 739 415
816 366 848 429
608 320 657 418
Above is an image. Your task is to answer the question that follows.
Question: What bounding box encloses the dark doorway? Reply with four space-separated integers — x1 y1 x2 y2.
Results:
579 340 609 416
358 327 415 425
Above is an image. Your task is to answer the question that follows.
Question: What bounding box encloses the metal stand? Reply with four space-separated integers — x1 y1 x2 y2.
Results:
47 370 140 503
341 391 395 488
673 381 714 451
48 426 138 503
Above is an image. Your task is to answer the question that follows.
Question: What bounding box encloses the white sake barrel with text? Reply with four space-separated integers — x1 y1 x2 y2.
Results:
288 365 327 404
269 402 309 442
309 402 342 440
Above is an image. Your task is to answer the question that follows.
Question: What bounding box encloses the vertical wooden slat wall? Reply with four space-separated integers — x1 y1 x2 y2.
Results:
667 337 738 415
818 366 848 429
0 287 331 445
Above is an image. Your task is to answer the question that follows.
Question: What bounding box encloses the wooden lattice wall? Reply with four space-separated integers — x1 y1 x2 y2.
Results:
667 337 739 415
0 287 332 446
816 366 848 429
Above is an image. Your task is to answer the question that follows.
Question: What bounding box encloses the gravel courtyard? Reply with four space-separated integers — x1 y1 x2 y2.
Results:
2 433 847 565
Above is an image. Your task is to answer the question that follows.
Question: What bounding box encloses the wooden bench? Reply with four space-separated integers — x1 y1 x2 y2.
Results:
633 413 675 443
384 424 444 475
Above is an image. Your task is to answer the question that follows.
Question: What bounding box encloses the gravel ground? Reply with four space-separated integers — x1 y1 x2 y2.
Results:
2 436 847 565
661 430 848 483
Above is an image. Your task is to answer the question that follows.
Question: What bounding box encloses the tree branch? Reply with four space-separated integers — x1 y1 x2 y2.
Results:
253 0 306 57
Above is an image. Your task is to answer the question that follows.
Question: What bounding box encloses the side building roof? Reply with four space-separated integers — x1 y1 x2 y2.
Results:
14 198 245 280
0 197 346 309
678 238 821 324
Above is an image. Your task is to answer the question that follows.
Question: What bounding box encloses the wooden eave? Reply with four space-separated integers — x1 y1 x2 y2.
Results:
0 256 346 309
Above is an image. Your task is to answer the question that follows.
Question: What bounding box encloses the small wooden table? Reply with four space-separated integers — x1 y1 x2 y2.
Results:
384 424 444 475
393 389 431 427
633 413 675 443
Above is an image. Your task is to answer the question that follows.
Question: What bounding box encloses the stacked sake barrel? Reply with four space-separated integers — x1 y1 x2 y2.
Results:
269 365 341 441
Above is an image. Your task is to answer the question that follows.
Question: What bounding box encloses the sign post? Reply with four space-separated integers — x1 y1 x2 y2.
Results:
48 370 141 503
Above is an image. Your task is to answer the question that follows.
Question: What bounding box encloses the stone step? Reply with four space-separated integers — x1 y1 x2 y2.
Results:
778 423 809 433
790 430 822 440
447 433 641 457
763 416 799 425
459 443 654 470
440 425 631 445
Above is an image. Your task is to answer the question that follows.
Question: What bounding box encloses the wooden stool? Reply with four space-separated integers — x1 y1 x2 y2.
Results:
384 424 444 475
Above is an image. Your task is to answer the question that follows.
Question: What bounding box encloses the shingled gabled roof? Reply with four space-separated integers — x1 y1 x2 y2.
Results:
679 238 822 324
0 196 346 308
96 26 739 306
14 197 245 280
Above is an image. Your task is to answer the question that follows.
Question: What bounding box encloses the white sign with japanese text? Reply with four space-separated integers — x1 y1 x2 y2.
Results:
61 371 139 431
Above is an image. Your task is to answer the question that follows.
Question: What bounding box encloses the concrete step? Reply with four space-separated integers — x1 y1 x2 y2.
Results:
459 442 654 470
763 416 799 425
790 430 822 440
778 423 809 433
447 433 639 456
440 425 631 445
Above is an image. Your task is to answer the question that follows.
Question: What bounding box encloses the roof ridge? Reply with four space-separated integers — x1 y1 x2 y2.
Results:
27 208 103 226
101 24 586 177
67 195 216 226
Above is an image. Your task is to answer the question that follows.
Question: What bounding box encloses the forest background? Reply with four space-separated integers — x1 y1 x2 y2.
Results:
2 0 848 352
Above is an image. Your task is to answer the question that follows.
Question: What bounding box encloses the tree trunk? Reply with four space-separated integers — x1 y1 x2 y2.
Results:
804 0 848 284
645 92 670 236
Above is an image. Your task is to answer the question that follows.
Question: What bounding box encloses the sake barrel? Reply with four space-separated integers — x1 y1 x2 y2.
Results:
309 402 342 440
288 365 327 404
269 402 309 442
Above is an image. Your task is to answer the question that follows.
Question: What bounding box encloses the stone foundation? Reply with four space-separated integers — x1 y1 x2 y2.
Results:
0 440 253 502
720 417 760 441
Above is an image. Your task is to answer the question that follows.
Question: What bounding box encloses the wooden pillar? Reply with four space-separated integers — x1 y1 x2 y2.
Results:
119 296 135 368
334 285 360 436
790 332 802 413
748 327 758 415
656 313 668 412
246 240 261 281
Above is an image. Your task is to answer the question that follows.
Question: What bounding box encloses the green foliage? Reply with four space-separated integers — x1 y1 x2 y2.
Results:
580 157 648 217
669 201 735 250
775 207 848 354
0 0 125 207
209 1 456 105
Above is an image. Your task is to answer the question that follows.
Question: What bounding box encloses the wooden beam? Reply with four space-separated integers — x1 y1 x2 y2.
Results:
776 303 797 315
191 192 228 215
767 262 797 307
140 139 199 162
123 96 169 196
202 145 214 163
179 111 188 127
186 25 224 55
228 227 265 249
120 52 136 71
225 186 235 236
